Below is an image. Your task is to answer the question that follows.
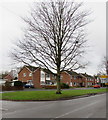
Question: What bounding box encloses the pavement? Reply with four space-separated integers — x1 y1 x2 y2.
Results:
1 93 107 119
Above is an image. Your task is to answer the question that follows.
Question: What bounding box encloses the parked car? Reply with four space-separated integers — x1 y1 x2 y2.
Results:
93 84 100 88
24 83 34 88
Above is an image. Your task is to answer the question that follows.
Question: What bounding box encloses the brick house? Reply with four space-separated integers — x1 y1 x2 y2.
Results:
61 71 95 87
18 66 96 88
61 71 85 87
80 73 95 87
18 66 56 88
3 74 14 82
93 76 100 85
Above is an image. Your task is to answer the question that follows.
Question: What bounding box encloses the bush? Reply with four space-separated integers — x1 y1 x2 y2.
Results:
14 81 23 87
61 83 69 89
5 81 11 87
23 82 27 86
44 85 57 89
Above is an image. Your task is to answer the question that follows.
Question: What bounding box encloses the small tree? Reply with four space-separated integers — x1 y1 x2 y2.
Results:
11 1 90 94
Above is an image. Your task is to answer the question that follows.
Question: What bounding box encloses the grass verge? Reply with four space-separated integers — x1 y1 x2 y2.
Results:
0 88 107 101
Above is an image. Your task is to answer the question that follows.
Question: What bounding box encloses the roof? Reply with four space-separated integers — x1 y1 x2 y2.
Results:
41 68 54 74
18 65 39 74
25 66 39 72
19 66 54 75
80 73 94 78
4 74 14 80
63 70 80 76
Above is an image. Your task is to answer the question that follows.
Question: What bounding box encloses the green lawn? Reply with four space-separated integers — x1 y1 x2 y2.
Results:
1 88 107 101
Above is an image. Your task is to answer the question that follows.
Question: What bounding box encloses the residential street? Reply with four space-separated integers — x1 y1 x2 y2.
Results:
1 93 106 119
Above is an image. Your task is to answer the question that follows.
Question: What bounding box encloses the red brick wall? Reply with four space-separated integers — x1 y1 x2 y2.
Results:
33 68 41 88
81 78 87 87
71 77 83 87
94 79 98 84
18 67 32 82
86 78 94 86
49 74 54 81
61 72 71 85
4 75 13 81
18 67 55 88
61 72 89 87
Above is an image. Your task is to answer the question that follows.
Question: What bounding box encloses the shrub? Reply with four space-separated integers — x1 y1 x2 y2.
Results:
60 83 69 89
44 85 57 89
23 82 27 86
5 81 11 87
14 81 23 87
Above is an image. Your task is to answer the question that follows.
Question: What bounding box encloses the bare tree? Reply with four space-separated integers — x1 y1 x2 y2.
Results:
98 56 108 75
11 1 90 94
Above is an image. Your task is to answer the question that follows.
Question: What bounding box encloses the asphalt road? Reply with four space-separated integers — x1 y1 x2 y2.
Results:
1 93 107 119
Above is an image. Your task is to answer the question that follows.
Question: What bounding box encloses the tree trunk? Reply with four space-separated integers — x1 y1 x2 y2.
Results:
56 71 62 94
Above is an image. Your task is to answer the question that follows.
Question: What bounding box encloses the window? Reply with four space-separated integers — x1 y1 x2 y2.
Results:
42 73 45 77
88 82 92 86
27 80 33 83
29 73 32 76
60 75 63 79
45 80 51 85
41 81 45 85
23 73 26 77
74 82 76 86
70 82 72 86
46 74 50 78
52 75 56 79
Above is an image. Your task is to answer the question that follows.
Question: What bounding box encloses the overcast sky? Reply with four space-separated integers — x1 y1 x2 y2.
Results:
0 0 106 75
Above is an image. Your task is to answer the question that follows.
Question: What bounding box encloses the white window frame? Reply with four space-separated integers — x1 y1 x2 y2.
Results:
23 73 26 77
40 81 45 85
60 75 63 79
29 73 32 77
74 82 76 86
27 80 33 84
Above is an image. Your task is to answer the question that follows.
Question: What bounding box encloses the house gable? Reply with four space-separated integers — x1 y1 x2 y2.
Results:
18 66 32 82
61 71 71 84
4 74 14 81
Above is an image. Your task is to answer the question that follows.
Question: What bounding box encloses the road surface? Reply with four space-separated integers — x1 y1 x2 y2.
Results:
1 93 107 119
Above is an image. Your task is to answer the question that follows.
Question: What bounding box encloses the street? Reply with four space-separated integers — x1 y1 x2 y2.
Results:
1 93 106 119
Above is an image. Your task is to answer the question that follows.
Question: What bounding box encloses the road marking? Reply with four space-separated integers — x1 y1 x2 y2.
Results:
54 100 101 119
